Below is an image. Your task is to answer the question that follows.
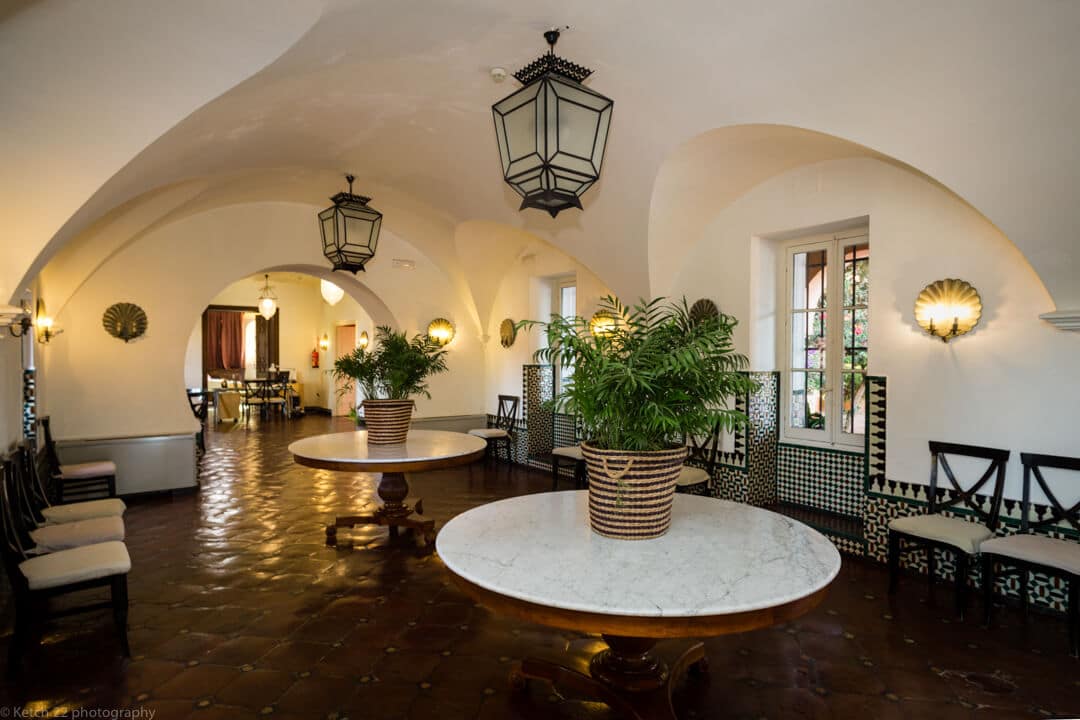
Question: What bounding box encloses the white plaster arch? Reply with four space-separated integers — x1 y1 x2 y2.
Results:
262 263 397 330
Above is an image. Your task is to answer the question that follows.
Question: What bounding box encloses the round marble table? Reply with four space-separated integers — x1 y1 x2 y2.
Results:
437 491 841 719
290 429 486 545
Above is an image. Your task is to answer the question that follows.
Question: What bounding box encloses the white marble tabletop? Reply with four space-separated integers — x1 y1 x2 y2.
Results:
289 429 487 467
437 491 841 618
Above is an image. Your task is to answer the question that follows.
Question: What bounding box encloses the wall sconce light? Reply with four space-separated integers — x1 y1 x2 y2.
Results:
427 318 455 346
1 301 32 340
34 299 61 344
319 334 330 351
357 330 369 349
589 310 618 337
914 278 982 343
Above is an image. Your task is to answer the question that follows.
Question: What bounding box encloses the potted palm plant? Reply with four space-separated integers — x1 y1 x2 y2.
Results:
333 326 449 444
526 296 757 539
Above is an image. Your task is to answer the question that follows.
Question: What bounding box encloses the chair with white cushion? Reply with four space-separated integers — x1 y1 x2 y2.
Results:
676 420 722 494
888 441 1009 619
40 416 117 502
26 447 125 524
1 457 131 673
12 447 125 553
982 452 1080 656
551 445 586 490
468 395 519 463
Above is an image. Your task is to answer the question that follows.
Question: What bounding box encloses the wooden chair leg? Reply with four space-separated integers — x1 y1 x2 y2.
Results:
981 554 995 627
1019 567 1030 618
954 552 969 620
887 532 901 594
1068 576 1078 658
112 575 131 657
551 457 560 491
926 546 937 605
7 594 31 677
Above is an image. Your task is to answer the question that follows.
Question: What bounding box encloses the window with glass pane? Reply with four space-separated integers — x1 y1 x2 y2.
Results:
784 232 869 446
789 249 827 431
841 242 869 435
557 281 576 392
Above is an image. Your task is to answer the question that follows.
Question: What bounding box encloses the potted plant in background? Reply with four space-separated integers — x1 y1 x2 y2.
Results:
526 296 757 539
333 325 449 444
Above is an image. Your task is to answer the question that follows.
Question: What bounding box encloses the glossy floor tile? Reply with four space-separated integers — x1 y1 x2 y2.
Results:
1 414 1077 719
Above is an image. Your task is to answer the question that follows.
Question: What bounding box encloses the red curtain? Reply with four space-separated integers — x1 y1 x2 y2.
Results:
204 310 244 370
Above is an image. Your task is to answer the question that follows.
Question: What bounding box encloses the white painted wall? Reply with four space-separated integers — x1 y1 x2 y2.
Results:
484 246 611 413
671 157 1080 498
0 338 23 451
40 201 484 440
317 292 374 413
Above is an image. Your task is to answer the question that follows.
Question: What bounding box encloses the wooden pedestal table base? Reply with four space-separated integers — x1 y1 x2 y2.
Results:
436 492 841 720
324 471 435 545
510 635 707 720
288 430 487 547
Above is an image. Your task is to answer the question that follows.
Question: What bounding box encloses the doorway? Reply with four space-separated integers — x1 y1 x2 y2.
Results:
334 324 357 416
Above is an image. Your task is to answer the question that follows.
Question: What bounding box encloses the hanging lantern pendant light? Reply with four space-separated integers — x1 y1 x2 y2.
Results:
257 274 278 320
318 174 383 273
492 29 614 217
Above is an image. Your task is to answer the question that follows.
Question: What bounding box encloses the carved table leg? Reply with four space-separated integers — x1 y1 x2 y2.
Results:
508 635 707 720
326 472 436 546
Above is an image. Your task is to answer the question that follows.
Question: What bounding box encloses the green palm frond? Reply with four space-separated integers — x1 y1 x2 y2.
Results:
521 295 758 451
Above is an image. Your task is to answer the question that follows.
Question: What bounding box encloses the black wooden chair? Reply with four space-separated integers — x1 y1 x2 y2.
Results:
551 445 586 490
26 446 126 524
242 379 267 425
676 420 723 494
981 452 1080 656
1 456 131 674
468 395 519 463
40 416 117 502
888 441 1008 619
187 389 208 452
13 447 125 552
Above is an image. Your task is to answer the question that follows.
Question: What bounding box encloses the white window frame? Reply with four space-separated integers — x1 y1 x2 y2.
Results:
552 275 576 395
780 230 869 449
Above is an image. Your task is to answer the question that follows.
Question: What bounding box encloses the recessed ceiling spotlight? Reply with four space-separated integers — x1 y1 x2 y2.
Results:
490 67 507 83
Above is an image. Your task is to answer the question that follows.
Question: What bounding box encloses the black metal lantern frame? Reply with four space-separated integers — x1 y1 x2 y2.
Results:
318 174 383 273
492 30 614 217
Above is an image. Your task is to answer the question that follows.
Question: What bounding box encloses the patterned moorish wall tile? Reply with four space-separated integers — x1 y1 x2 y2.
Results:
523 364 553 459
711 371 779 506
23 368 37 451
864 479 1075 613
777 444 865 517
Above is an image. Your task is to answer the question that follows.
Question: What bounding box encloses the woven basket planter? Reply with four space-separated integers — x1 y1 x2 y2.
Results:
362 399 414 444
581 443 688 540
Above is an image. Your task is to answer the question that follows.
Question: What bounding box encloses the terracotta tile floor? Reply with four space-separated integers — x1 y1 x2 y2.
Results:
1 414 1077 719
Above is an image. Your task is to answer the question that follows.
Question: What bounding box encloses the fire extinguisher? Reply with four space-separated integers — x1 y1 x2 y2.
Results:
311 347 320 369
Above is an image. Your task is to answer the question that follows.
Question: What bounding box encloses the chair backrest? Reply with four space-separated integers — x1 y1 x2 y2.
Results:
242 379 263 399
1020 452 1080 534
11 446 46 527
928 440 1009 529
186 389 208 420
494 395 520 432
685 420 722 473
39 415 62 475
0 457 32 569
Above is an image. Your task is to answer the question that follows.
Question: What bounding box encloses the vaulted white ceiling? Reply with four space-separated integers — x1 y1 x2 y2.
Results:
3 0 1078 319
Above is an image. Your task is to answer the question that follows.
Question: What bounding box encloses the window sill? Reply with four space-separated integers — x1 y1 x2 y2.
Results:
778 437 865 455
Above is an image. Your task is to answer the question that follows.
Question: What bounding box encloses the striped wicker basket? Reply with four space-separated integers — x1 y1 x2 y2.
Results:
582 443 688 540
362 399 414 444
